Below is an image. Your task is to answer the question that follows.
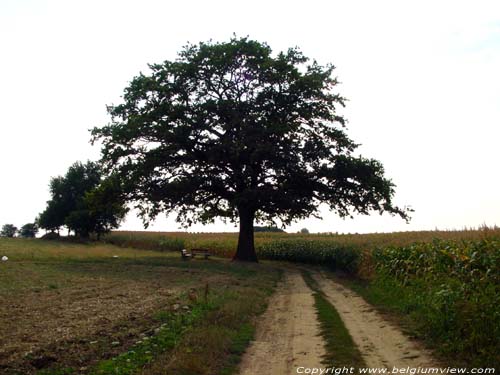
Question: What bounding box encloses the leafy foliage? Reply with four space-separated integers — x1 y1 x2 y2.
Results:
371 239 500 366
38 161 128 238
92 36 410 261
19 223 38 238
37 200 65 233
0 224 17 237
69 175 129 239
38 161 100 234
373 239 499 286
258 239 359 272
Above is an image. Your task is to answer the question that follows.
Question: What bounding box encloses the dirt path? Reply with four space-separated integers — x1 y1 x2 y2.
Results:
314 271 440 369
239 269 325 375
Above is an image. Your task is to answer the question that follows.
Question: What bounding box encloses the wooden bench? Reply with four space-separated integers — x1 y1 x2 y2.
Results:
191 248 211 259
181 248 211 260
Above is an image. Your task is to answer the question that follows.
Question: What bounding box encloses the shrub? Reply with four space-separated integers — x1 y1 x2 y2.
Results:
40 232 61 240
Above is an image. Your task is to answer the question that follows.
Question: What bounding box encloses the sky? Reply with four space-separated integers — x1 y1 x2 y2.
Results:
1 0 499 234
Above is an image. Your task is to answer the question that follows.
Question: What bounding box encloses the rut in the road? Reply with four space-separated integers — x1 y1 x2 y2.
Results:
238 269 325 375
314 272 440 369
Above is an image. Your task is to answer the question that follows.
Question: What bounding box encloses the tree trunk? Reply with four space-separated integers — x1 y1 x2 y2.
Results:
233 208 258 262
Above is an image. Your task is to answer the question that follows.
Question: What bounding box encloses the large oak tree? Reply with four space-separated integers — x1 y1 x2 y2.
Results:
92 37 410 262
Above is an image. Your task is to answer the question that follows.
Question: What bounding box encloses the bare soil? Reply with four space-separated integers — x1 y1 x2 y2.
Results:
239 268 325 375
314 271 440 368
0 263 223 374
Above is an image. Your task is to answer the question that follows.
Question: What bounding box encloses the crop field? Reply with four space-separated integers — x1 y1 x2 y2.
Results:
1 228 498 373
105 227 500 275
105 228 500 366
0 238 280 374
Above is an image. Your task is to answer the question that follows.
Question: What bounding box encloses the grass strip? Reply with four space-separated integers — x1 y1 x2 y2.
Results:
90 299 214 375
301 269 366 369
38 297 216 375
140 271 281 375
218 322 256 375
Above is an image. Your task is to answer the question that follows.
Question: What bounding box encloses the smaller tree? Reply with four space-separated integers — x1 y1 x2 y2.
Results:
300 228 310 234
37 201 64 233
38 161 127 239
38 161 101 234
84 175 129 239
1 224 18 237
19 223 38 238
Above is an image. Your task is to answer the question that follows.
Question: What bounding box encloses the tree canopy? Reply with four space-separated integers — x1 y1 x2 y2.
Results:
0 224 17 238
92 36 410 261
38 161 128 238
19 223 39 238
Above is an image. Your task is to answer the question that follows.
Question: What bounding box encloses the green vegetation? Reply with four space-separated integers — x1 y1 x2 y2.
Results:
104 232 186 253
37 161 128 239
325 236 499 367
105 227 500 275
1 223 18 237
105 228 500 366
93 301 211 374
219 323 255 375
253 226 285 232
259 239 359 272
91 36 409 262
3 228 498 370
368 239 499 367
302 270 365 368
19 222 39 238
0 237 280 374
141 284 277 375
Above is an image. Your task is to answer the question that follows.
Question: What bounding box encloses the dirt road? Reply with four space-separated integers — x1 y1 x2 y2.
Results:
239 269 325 374
314 272 440 369
239 268 440 374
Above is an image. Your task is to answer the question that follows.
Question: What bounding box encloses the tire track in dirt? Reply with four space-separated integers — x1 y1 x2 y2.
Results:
314 271 440 369
239 268 325 375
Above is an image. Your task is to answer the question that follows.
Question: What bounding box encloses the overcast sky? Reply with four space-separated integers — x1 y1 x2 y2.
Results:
1 0 499 233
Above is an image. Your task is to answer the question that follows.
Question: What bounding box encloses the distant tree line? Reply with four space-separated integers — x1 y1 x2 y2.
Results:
36 161 128 239
0 223 38 238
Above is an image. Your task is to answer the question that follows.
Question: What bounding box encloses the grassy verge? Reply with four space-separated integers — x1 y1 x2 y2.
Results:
139 270 280 375
301 270 365 369
91 297 213 374
330 272 499 368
